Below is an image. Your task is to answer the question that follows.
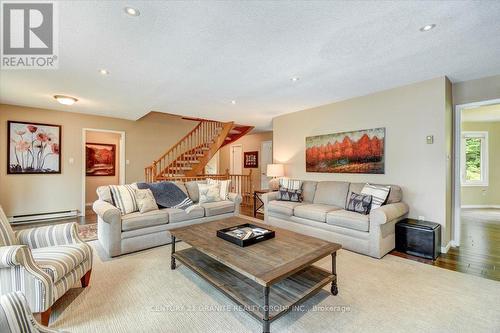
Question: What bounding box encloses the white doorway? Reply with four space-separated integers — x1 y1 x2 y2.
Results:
453 98 500 245
260 140 273 189
82 128 126 216
230 144 243 193
230 144 243 174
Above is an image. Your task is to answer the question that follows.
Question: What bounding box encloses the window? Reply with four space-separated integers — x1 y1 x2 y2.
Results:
461 131 488 186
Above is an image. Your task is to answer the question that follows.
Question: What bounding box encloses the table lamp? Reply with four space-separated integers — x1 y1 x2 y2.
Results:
266 164 284 190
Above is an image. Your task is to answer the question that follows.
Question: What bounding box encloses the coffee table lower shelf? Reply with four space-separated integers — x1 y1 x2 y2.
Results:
172 247 334 331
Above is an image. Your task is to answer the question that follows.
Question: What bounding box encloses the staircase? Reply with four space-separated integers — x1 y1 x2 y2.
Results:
145 119 253 182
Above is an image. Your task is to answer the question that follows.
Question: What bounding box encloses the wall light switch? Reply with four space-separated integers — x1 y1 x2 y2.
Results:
69 157 74 164
418 216 425 221
426 135 434 144
126 160 130 165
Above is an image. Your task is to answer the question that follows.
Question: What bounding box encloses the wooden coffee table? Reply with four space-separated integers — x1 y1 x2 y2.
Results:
169 217 341 333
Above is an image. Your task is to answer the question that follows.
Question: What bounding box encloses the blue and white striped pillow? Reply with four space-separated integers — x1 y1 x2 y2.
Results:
109 184 139 215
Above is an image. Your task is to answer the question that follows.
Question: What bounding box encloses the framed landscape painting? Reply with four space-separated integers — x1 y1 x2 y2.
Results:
306 127 385 174
86 143 116 176
8 121 61 174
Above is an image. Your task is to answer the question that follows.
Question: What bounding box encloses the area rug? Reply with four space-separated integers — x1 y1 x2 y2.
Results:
77 223 97 242
49 241 500 333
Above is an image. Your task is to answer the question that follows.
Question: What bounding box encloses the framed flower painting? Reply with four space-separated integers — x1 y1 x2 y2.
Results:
8 121 62 174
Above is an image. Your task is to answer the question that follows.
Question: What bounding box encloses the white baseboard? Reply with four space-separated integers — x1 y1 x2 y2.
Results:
440 241 451 254
461 204 500 209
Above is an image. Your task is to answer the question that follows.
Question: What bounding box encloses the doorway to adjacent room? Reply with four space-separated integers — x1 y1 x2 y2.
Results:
82 128 125 216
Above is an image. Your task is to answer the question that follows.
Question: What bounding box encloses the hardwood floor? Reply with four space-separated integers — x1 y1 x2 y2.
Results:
392 208 500 282
240 203 264 221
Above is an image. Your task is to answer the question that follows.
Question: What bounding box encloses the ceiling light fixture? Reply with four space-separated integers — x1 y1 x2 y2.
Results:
231 100 237 105
99 69 109 75
54 95 78 105
419 24 436 32
124 6 140 17
291 77 300 82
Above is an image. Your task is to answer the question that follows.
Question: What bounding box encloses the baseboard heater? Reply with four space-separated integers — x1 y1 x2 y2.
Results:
9 210 79 224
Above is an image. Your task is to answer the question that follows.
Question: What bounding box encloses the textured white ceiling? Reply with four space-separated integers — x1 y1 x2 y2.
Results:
1 1 500 130
462 104 500 122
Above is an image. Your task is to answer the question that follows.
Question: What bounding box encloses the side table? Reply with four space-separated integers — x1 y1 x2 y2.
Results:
253 189 274 217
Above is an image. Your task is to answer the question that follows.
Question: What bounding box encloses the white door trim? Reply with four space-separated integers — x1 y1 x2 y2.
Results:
260 140 273 189
453 98 500 246
81 128 126 216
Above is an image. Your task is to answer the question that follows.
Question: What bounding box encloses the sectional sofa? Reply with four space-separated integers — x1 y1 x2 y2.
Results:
93 181 242 257
262 181 409 258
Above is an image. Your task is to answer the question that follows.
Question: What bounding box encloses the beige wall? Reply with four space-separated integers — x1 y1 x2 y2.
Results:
219 131 273 191
85 131 121 204
273 77 452 244
0 105 195 216
452 74 500 106
461 121 500 206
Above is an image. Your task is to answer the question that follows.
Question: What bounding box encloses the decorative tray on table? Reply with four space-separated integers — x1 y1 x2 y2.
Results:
216 223 275 247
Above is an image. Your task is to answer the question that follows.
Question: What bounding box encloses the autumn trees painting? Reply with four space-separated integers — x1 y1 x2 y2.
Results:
306 128 385 174
86 143 116 176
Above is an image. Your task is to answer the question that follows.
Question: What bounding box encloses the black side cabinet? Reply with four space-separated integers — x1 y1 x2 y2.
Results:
395 219 441 260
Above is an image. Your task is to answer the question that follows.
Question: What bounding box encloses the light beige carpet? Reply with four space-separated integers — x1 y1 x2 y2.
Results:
50 241 500 333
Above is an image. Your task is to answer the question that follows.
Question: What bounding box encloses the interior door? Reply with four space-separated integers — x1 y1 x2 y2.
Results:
230 145 243 193
261 141 273 189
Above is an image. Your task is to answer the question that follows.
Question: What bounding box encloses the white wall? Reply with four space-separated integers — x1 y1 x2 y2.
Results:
273 77 451 242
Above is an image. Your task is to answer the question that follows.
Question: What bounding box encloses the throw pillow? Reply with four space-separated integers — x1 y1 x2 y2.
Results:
207 178 231 200
198 183 222 204
277 178 303 202
346 192 372 215
361 184 391 210
109 185 139 215
135 188 159 213
279 178 302 190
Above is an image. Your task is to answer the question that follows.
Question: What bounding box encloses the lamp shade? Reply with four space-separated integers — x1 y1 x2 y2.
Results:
266 164 284 177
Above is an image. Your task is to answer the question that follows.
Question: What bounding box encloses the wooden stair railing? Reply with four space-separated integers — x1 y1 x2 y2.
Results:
145 119 236 182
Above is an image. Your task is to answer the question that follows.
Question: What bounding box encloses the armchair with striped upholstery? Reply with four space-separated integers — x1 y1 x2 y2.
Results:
0 291 65 333
0 206 92 326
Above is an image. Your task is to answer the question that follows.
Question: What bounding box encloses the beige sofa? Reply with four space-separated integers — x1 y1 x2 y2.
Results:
262 181 409 258
93 181 242 257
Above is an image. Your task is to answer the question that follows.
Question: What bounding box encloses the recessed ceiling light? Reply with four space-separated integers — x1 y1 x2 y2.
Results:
99 69 109 75
231 100 237 105
54 95 78 105
419 24 436 32
291 77 300 82
124 6 140 17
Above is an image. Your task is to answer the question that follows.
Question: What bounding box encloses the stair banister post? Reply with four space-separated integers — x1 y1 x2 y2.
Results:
152 160 157 182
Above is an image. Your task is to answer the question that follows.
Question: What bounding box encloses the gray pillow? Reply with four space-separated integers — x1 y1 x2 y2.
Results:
135 189 158 213
198 183 221 203
185 180 206 203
